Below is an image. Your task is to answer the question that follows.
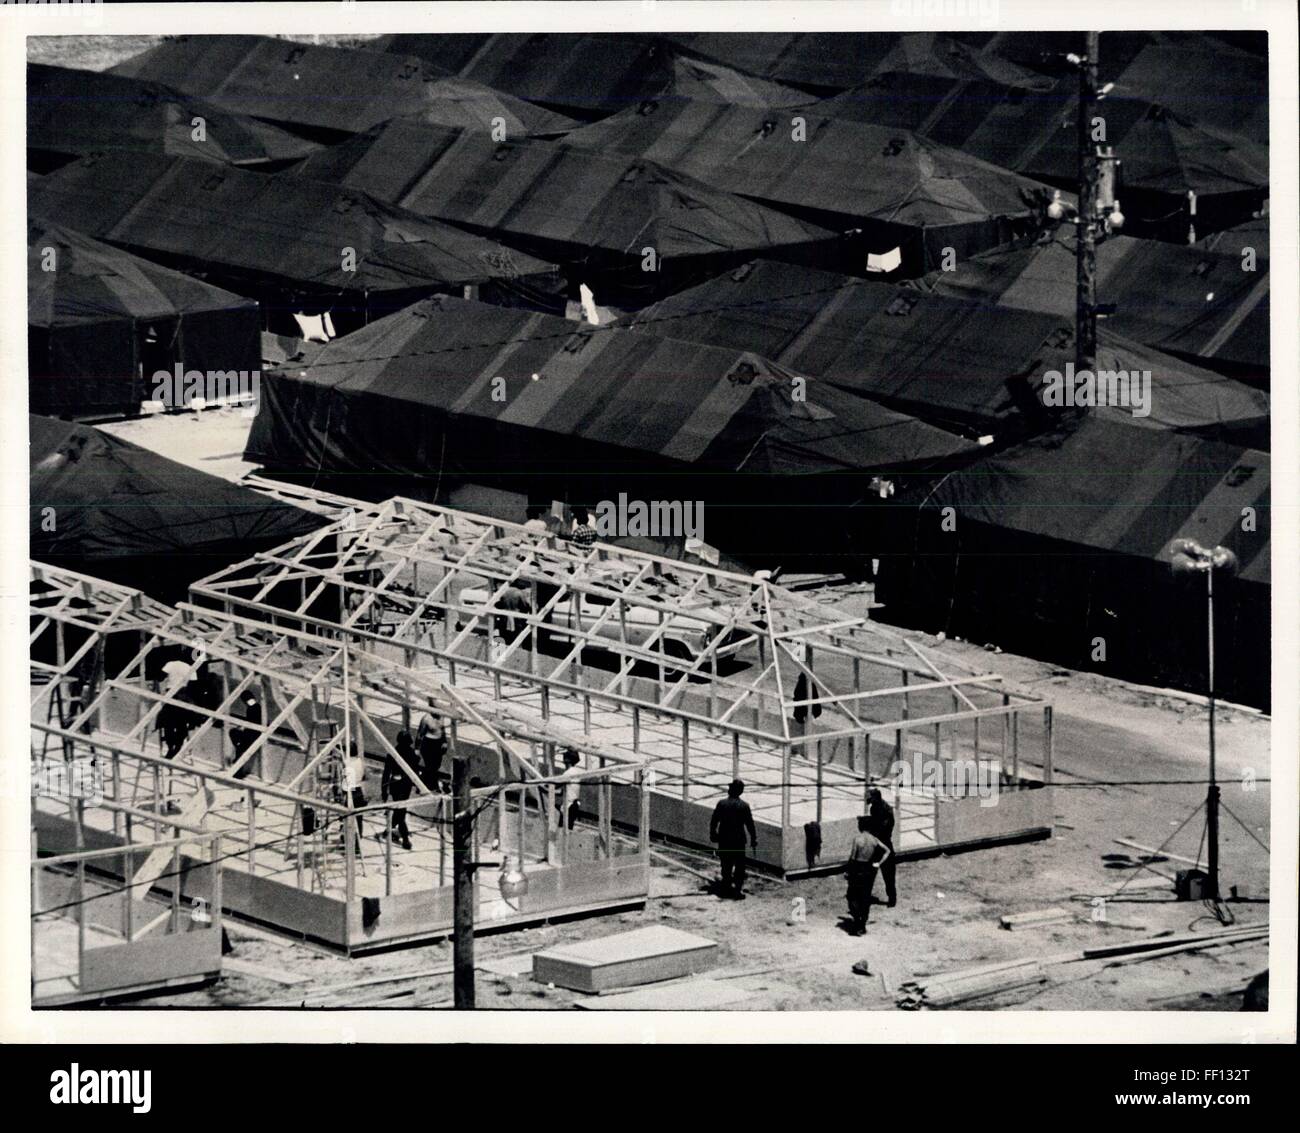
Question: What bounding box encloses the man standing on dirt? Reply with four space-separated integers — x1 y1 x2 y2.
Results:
846 815 891 935
381 731 416 851
710 779 757 899
867 788 898 908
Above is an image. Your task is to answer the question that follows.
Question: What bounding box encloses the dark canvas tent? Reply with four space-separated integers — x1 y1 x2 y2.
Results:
860 33 1057 88
392 77 578 136
374 33 801 116
294 119 848 306
928 231 1271 385
876 413 1269 710
1198 211 1270 261
661 32 1055 94
28 221 260 418
621 261 1268 445
658 33 905 94
1114 43 1268 146
110 35 577 138
27 63 319 173
819 72 1268 241
558 99 1058 276
31 414 324 599
245 295 976 565
28 152 559 334
965 31 1265 86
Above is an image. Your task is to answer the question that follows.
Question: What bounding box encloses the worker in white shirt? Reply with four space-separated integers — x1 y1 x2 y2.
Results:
344 749 367 840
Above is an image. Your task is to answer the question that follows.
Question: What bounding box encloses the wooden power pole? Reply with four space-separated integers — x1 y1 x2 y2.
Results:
1075 30 1100 375
1205 567 1220 901
452 746 475 1008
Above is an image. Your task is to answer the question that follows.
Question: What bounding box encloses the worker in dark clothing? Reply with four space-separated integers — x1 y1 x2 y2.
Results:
416 702 447 792
867 788 898 908
381 731 416 850
158 698 196 761
558 748 584 830
845 815 891 935
495 580 533 645
709 779 757 899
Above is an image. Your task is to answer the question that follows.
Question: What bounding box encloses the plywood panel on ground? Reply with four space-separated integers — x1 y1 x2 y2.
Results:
532 925 718 992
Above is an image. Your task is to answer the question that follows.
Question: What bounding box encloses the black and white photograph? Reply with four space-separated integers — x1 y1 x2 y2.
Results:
1 0 1295 1079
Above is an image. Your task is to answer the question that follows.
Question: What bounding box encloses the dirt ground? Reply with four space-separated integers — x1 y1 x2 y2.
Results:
148 734 1267 1012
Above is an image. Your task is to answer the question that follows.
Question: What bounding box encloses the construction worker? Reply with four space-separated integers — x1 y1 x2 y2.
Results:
709 779 757 899
496 579 533 645
381 731 416 850
845 814 891 935
344 748 367 841
416 700 447 792
560 748 584 830
569 506 597 551
867 787 898 908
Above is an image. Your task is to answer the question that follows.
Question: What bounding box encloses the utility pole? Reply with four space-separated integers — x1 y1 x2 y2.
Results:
1074 30 1100 375
452 745 475 1008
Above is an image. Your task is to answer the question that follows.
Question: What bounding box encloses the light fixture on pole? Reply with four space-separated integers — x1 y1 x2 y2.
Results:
1047 34 1127 377
1168 537 1239 915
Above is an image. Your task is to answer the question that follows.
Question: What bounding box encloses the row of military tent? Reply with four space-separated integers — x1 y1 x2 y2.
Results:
804 71 1266 242
116 33 828 126
110 35 582 138
363 30 1261 107
362 31 1266 243
28 63 319 173
621 260 1269 448
292 116 1057 286
243 294 981 565
292 118 861 305
28 151 560 341
107 36 1087 280
926 225 1271 386
367 30 1267 151
876 412 1270 711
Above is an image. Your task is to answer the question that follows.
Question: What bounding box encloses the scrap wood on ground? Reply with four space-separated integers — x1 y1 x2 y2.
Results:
896 924 1268 1009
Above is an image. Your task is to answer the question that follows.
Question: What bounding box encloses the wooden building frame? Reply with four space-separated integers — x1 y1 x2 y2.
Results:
32 817 225 1007
194 487 1056 874
30 563 652 953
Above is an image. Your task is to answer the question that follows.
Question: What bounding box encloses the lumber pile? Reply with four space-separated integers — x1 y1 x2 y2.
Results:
897 923 1267 1009
897 958 1047 1009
